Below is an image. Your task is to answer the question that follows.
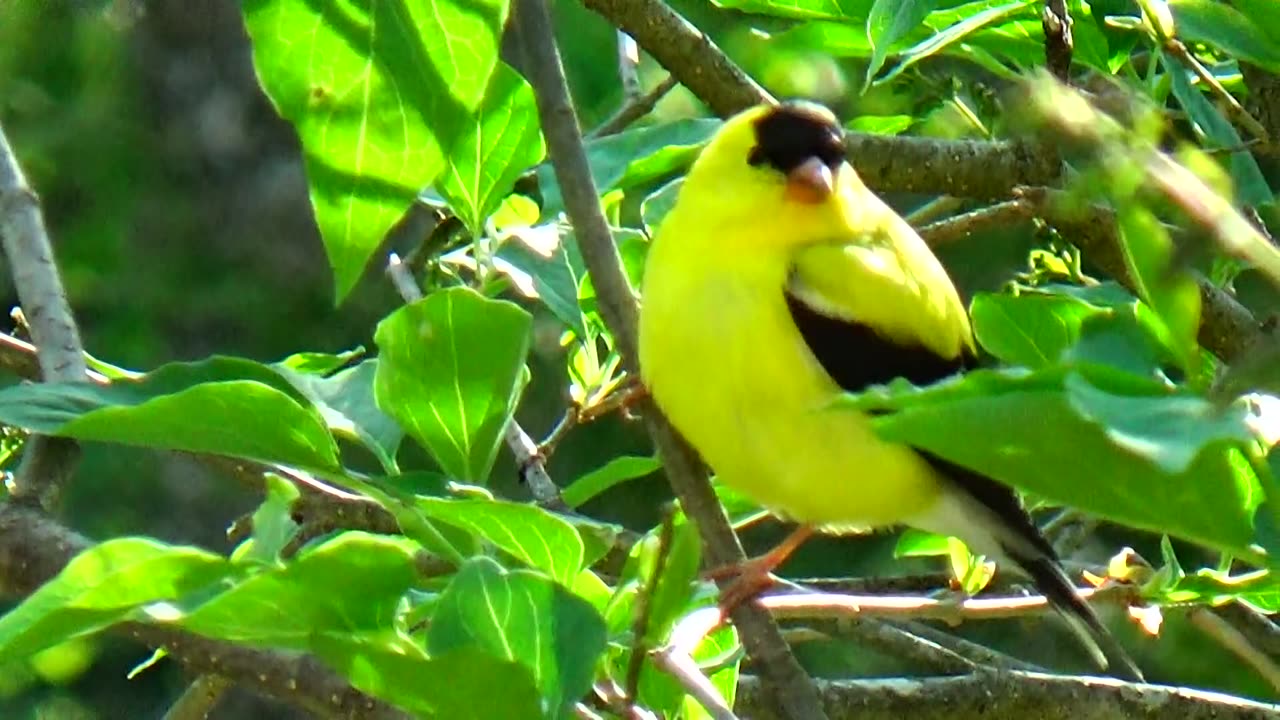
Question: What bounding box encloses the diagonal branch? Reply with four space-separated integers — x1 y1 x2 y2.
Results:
0 121 88 509
736 672 1280 720
511 1 829 718
0 502 409 720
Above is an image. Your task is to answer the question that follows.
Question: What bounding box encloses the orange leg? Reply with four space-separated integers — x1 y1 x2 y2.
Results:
709 525 815 613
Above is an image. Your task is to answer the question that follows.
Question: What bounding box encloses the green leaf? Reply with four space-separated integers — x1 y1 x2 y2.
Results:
971 291 1107 369
681 625 741 720
277 360 403 471
641 178 684 235
855 367 1264 556
1064 374 1257 474
0 538 232 660
638 516 702 646
374 287 532 483
1069 0 1113 72
429 557 606 719
877 1 1034 86
866 0 942 87
437 64 544 237
773 21 874 57
1115 205 1202 375
497 225 587 336
1168 65 1272 208
242 0 509 299
179 533 419 648
1169 0 1280 73
847 114 914 135
0 359 340 471
894 528 952 557
416 497 585 585
711 0 872 20
318 640 545 719
275 348 365 376
561 456 662 508
238 474 301 565
537 120 720 219
1234 0 1280 45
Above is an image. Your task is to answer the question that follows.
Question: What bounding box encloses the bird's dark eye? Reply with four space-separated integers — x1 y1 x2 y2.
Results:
748 102 846 174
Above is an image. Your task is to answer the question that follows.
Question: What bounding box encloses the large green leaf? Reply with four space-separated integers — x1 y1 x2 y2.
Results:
429 557 605 719
179 533 419 648
844 367 1264 556
1169 0 1280 73
374 287 532 483
0 538 232 660
970 291 1107 369
242 0 509 299
415 497 585 585
322 640 545 719
0 359 340 471
437 64 545 237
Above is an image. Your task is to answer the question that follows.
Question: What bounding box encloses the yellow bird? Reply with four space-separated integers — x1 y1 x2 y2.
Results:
638 101 1141 680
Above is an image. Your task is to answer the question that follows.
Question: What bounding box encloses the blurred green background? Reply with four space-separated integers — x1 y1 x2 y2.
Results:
0 0 1272 717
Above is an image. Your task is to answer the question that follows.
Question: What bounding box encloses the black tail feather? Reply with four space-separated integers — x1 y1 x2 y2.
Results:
920 451 1144 682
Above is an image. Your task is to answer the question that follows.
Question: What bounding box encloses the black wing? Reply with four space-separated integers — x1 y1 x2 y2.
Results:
783 288 969 393
785 287 1143 680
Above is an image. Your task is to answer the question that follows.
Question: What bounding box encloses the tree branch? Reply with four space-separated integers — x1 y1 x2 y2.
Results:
580 0 1063 198
161 674 231 720
736 672 1280 720
0 502 408 720
0 121 88 509
512 1 828 718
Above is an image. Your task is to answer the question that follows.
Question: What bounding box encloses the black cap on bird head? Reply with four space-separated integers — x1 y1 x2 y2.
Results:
748 101 846 204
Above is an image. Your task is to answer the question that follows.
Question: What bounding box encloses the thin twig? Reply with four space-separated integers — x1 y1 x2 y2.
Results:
893 619 1046 672
904 196 965 226
918 199 1034 246
511 2 828 718
1187 607 1280 693
161 674 232 720
1215 602 1280 658
800 616 980 674
650 645 740 720
0 121 87 509
590 75 680 139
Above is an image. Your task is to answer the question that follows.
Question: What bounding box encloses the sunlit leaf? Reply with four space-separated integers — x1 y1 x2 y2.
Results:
0 538 232 661
416 497 585 585
243 0 509 299
437 64 544 237
0 359 339 471
374 287 531 483
430 557 606 718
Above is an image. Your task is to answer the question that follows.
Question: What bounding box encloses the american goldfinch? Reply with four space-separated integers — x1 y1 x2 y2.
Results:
638 101 1141 680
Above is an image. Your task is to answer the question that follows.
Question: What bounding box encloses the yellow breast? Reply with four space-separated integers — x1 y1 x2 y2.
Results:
638 226 943 530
